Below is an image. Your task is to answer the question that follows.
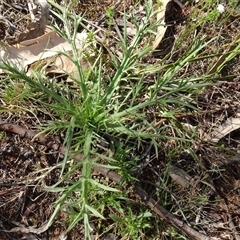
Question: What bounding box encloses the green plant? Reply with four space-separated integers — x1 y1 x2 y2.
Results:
110 209 153 239
1 79 31 104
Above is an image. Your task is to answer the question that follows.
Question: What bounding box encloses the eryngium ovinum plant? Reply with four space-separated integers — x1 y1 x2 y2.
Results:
0 0 215 239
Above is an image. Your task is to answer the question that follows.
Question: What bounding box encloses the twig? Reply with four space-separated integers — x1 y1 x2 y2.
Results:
0 121 83 161
0 186 25 197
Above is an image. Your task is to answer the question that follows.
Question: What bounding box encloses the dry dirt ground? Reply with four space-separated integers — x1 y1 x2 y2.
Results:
0 0 240 239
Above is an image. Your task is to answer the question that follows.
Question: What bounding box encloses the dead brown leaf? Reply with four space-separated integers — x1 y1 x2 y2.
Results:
152 0 170 50
0 29 89 76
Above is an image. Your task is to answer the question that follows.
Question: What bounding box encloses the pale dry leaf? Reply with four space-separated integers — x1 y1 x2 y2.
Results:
0 29 88 74
169 165 193 188
207 116 240 143
59 232 68 240
45 52 89 80
152 0 170 50
115 19 136 36
9 221 49 234
17 28 55 47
